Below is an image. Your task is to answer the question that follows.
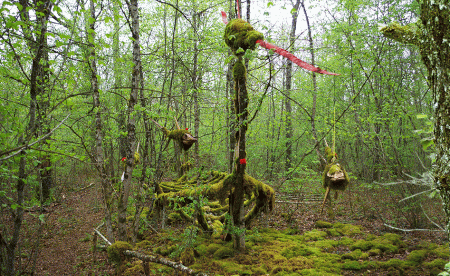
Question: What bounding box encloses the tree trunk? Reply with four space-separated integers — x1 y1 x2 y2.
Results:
380 0 450 239
5 2 52 274
87 0 114 243
284 0 301 171
226 2 236 174
231 56 248 251
300 0 325 169
118 0 141 241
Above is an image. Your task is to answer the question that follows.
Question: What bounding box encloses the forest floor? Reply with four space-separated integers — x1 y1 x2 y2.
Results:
16 176 448 275
20 183 114 275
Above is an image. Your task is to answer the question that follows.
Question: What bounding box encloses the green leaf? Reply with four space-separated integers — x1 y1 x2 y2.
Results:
416 114 427 119
420 138 434 150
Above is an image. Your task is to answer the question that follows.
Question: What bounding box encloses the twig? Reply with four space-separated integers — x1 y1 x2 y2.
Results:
150 118 163 129
398 188 435 203
420 203 445 231
78 182 95 192
383 223 445 232
93 228 112 246
0 114 70 161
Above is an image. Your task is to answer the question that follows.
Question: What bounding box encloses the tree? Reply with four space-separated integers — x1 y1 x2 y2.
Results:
117 0 142 241
380 0 450 237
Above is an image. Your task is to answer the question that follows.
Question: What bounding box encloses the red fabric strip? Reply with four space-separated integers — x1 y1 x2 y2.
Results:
256 40 339 75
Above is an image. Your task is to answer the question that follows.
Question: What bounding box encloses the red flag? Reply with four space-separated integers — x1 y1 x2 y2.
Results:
221 11 228 25
256 40 339 76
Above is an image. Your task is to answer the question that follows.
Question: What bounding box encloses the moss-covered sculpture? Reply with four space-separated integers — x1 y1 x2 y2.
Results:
162 127 197 151
150 170 275 234
321 146 350 215
224 18 264 55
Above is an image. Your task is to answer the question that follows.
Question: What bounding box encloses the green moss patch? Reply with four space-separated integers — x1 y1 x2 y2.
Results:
333 222 361 236
213 247 235 259
107 241 133 264
315 220 333 228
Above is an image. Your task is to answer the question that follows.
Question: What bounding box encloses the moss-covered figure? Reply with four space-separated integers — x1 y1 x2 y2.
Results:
224 19 264 55
162 127 197 151
321 146 350 216
322 147 349 191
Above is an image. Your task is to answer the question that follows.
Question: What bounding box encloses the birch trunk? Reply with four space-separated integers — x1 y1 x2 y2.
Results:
118 0 141 241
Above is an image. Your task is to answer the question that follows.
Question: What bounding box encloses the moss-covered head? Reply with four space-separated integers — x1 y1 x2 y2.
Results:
224 19 264 55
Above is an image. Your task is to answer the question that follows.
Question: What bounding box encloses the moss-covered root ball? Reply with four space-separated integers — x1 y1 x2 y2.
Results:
224 19 264 55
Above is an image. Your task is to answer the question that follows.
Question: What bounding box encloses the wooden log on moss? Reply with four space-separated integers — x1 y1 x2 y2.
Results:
123 250 208 276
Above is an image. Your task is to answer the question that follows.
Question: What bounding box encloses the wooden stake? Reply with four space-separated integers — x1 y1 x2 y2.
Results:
321 186 330 214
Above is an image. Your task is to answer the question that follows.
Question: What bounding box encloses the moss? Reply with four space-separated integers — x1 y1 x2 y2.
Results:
260 250 288 269
406 249 428 263
123 260 144 276
195 244 208 256
341 260 368 270
339 237 355 246
223 19 264 54
211 220 223 233
300 269 341 276
350 240 374 251
378 258 416 271
289 256 314 270
423 258 447 270
417 240 439 250
302 229 328 241
342 249 364 260
180 248 195 266
382 233 405 247
213 247 235 259
351 233 404 253
379 22 420 45
281 244 319 258
333 223 361 236
107 241 133 264
206 243 222 255
167 212 183 224
233 60 246 81
252 266 268 275
135 240 153 250
432 244 450 259
368 248 381 256
326 228 341 237
310 239 339 250
155 245 177 256
315 220 333 228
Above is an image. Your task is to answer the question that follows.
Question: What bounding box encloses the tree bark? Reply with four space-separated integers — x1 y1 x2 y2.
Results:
118 0 141 241
380 0 450 239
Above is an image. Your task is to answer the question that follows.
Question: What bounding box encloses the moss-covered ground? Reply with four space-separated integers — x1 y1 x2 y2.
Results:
113 170 447 275
119 218 448 275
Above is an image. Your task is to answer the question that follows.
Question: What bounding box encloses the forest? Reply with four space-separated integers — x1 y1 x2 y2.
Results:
1 0 450 275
